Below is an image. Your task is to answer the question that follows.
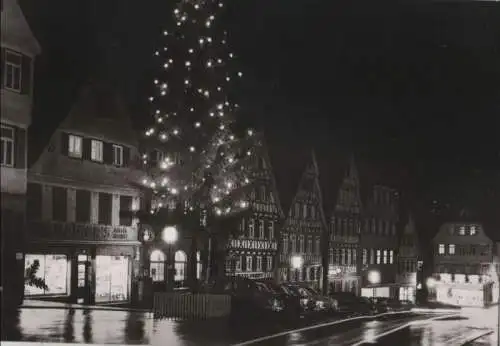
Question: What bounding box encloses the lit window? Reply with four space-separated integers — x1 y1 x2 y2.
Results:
389 250 394 264
470 226 477 235
267 256 273 271
291 234 297 253
174 250 187 285
259 219 265 239
68 134 82 158
246 256 252 272
150 250 165 282
362 249 368 265
459 226 465 235
196 251 202 279
91 140 103 162
4 50 22 91
1 125 14 166
299 235 305 253
268 221 274 239
383 250 388 264
449 244 455 255
235 255 242 272
307 238 313 253
315 237 321 255
283 233 289 253
438 244 445 255
112 145 123 166
248 218 255 238
376 250 381 264
303 204 308 219
256 256 262 271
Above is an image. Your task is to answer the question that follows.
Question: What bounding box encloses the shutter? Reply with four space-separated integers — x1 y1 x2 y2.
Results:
123 146 130 166
103 142 113 164
61 132 69 155
21 55 32 95
82 138 91 160
15 127 26 169
0 48 5 88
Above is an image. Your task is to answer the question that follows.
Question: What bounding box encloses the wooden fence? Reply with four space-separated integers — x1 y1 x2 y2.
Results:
153 293 231 320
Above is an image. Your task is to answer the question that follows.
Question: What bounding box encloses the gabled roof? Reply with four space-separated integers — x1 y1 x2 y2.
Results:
1 0 41 56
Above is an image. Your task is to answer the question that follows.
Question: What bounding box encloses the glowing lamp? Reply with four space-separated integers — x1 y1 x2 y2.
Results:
368 270 381 285
291 255 303 269
162 226 178 244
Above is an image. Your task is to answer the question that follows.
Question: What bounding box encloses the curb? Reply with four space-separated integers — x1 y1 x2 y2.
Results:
20 304 151 313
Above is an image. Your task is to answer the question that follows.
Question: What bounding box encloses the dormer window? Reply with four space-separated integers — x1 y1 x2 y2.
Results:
112 144 123 166
459 226 465 235
4 50 22 92
68 135 82 158
91 139 103 162
470 226 477 235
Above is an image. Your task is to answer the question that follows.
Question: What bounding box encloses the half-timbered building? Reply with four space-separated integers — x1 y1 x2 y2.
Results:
225 134 284 280
280 151 325 290
396 213 419 302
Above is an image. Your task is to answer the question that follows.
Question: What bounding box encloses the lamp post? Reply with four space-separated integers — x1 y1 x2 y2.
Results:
162 226 178 292
368 270 381 300
426 277 436 302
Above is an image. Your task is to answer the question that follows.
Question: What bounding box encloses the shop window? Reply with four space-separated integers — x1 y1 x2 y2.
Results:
95 255 130 302
150 250 165 282
174 250 187 285
24 254 69 296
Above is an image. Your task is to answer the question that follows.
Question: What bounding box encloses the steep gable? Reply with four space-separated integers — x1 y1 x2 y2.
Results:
334 155 363 215
1 0 41 56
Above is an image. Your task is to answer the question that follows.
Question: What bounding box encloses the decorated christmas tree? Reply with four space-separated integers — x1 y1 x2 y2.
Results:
139 0 257 281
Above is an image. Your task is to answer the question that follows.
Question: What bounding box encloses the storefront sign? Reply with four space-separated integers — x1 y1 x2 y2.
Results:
27 221 138 242
229 239 277 251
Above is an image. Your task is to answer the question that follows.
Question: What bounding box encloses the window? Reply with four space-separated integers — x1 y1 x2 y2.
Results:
299 235 305 253
268 221 274 239
283 233 289 253
260 186 266 201
389 250 394 264
470 226 477 235
150 250 165 282
352 248 357 265
112 145 123 166
4 50 22 91
248 218 255 238
449 244 455 255
291 234 297 253
259 219 265 239
68 135 82 158
383 250 388 264
329 249 334 264
311 205 316 219
307 238 313 253
52 186 67 222
347 248 352 265
196 251 202 279
235 255 242 272
174 250 187 285
267 256 273 271
459 226 465 235
315 237 321 255
362 249 368 265
376 250 381 264
1 125 14 166
24 254 68 296
438 244 445 255
370 249 375 264
303 204 308 219
27 183 42 221
256 256 262 271
91 140 103 162
75 190 91 223
341 248 345 265
246 256 253 272
295 203 300 218
98 192 112 225
119 195 132 226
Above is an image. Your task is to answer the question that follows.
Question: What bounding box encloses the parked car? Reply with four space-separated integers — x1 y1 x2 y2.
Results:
301 286 339 313
329 292 377 315
204 277 287 318
370 298 414 312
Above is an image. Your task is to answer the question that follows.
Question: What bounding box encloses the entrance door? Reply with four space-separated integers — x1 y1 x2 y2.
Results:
75 254 91 304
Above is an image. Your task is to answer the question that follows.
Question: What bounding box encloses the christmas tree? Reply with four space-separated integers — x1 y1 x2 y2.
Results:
139 0 257 280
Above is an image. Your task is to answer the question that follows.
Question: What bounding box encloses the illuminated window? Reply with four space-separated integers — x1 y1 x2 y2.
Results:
259 219 265 239
1 125 14 166
383 250 388 264
283 233 289 253
68 134 82 158
24 254 69 296
4 50 22 91
268 221 274 239
246 256 253 272
370 249 375 264
470 226 477 235
376 250 381 264
256 256 262 271
389 250 394 264
196 251 202 279
112 145 123 166
459 226 465 235
150 250 165 282
438 244 445 255
91 139 103 162
248 218 255 238
362 249 367 265
299 235 305 253
235 255 242 272
449 244 455 255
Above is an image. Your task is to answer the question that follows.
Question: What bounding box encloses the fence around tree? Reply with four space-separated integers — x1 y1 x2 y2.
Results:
153 292 231 320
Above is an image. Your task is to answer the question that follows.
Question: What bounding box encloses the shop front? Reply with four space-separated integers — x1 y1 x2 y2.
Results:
95 255 130 303
24 254 71 297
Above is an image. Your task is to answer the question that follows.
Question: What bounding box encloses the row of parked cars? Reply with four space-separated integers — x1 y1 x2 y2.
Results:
204 277 414 319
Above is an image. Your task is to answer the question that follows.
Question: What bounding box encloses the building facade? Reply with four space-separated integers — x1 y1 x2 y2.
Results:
1 0 41 306
360 185 399 299
25 82 144 305
225 135 283 280
280 152 325 290
327 157 362 295
396 213 419 303
431 221 496 307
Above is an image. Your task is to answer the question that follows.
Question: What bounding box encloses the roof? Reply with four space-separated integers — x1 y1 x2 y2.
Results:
1 0 41 56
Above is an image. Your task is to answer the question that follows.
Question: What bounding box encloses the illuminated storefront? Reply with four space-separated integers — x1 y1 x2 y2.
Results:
95 256 130 303
24 254 70 296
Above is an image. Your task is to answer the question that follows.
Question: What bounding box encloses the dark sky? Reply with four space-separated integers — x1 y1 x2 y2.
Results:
21 0 500 218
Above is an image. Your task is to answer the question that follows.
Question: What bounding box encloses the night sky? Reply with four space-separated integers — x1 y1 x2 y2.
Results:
20 0 500 229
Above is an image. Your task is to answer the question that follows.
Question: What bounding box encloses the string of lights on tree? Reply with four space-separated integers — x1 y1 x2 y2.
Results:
141 0 258 220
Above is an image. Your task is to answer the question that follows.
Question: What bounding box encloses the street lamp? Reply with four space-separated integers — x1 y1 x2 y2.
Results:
291 255 303 282
162 226 178 291
368 270 381 299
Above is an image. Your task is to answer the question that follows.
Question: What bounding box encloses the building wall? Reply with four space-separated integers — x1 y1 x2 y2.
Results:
1 0 41 307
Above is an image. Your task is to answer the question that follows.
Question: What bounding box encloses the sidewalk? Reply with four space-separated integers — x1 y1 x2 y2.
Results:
21 299 151 313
